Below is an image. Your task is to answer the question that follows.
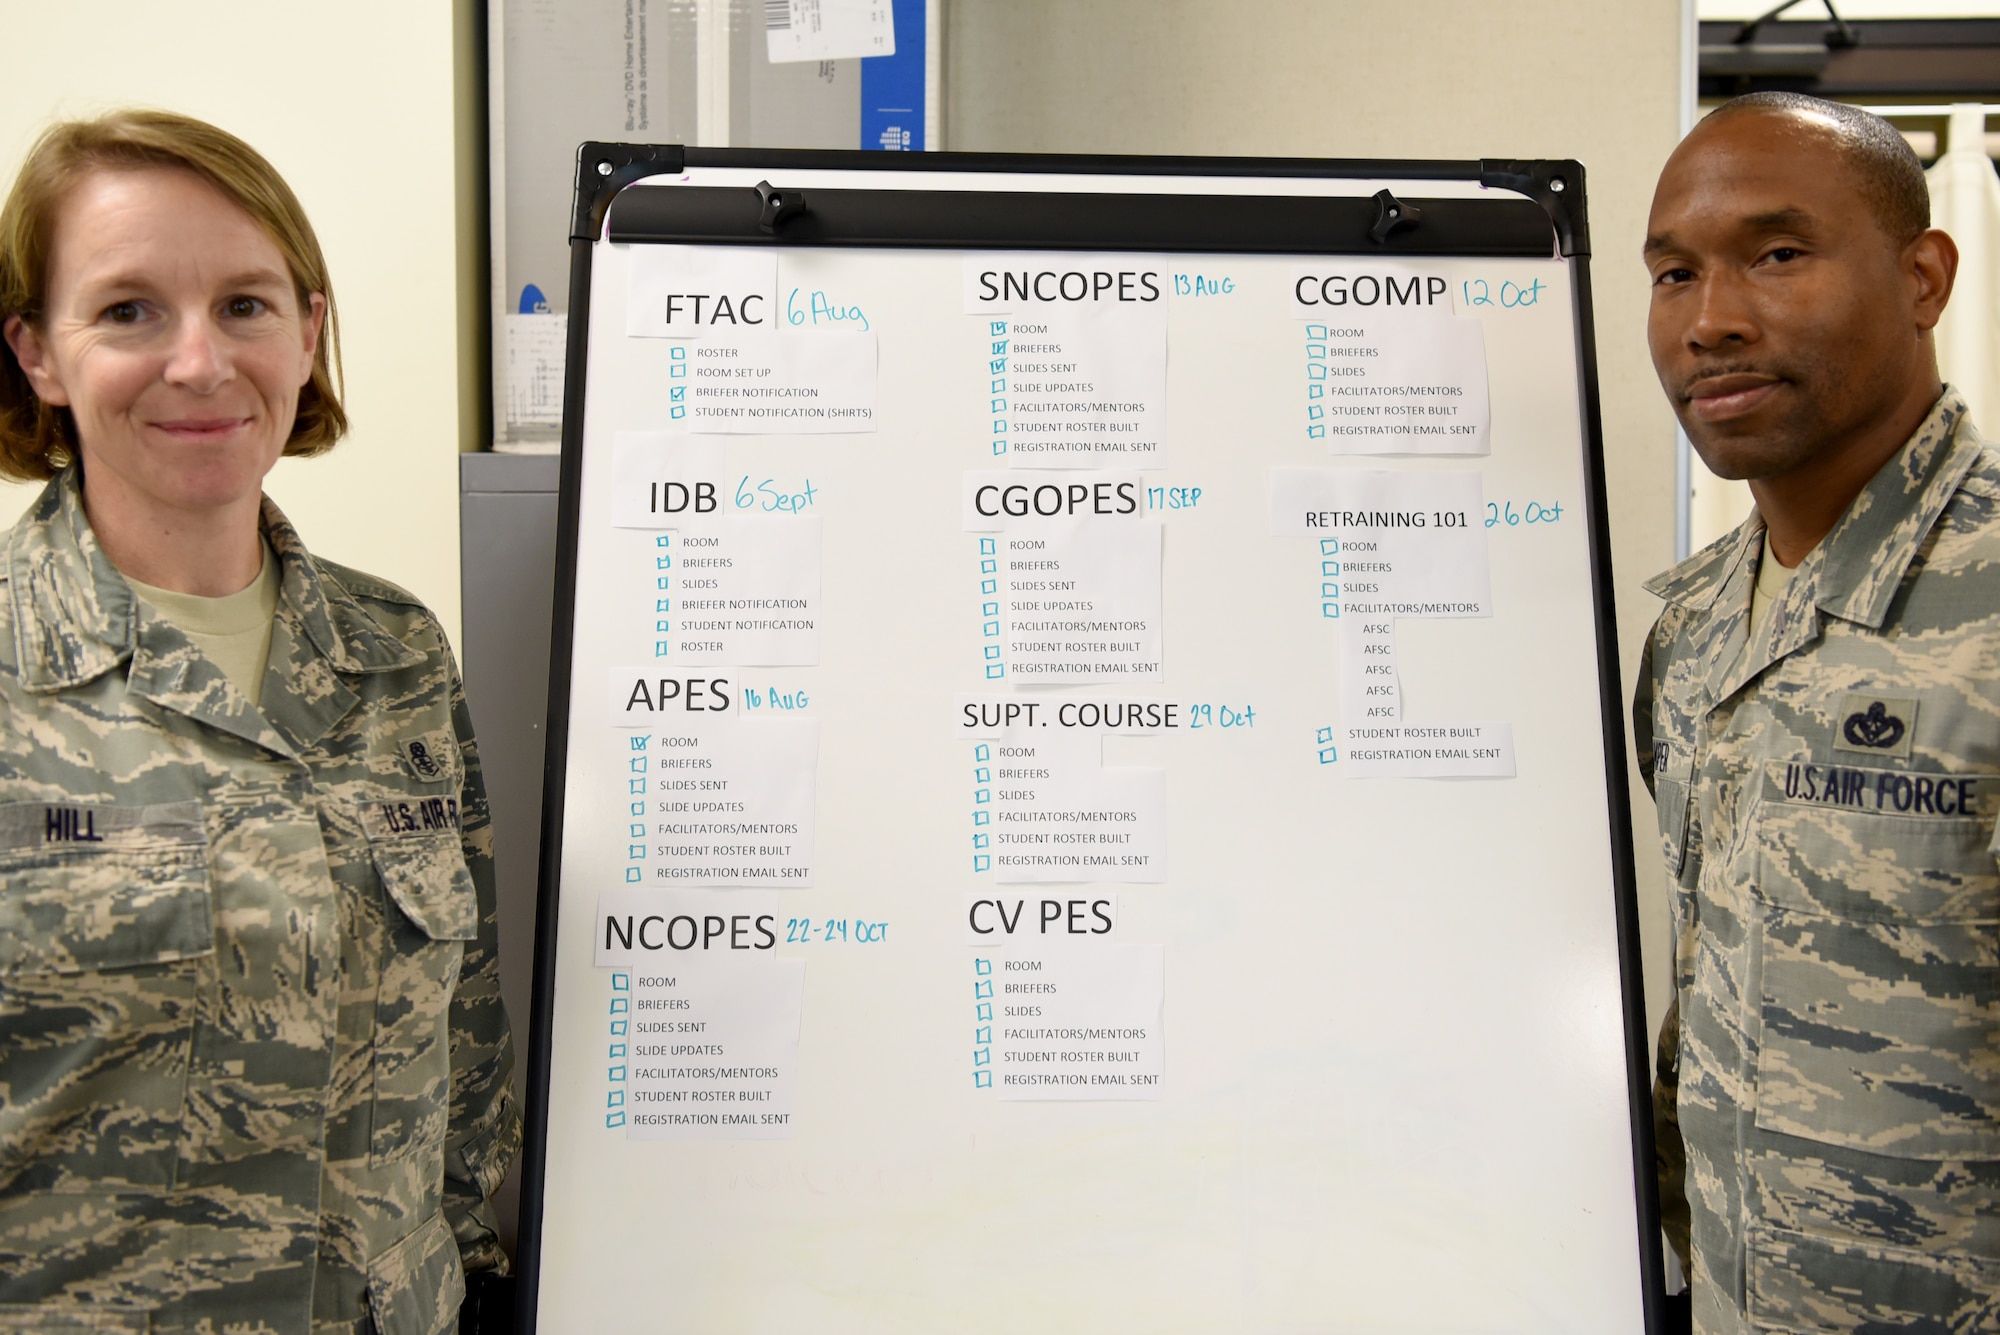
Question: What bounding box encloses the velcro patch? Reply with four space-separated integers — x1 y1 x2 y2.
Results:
1832 692 1918 760
397 731 456 783
0 799 203 852
361 794 463 840
1763 759 1998 820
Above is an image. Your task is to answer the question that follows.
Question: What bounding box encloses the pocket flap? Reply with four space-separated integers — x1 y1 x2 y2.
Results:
370 837 478 942
1748 1224 1999 1331
365 1211 466 1335
0 801 211 976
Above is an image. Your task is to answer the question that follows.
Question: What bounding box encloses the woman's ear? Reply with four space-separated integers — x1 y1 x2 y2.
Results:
3 314 69 406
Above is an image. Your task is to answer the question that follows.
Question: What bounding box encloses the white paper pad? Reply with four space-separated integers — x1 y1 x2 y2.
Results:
599 703 819 886
1291 265 1491 456
968 944 1164 1101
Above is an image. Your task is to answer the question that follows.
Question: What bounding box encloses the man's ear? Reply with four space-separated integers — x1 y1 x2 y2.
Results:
1908 228 1958 333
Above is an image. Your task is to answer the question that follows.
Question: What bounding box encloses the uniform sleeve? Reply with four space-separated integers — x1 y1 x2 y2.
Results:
441 656 523 1275
1653 996 1692 1276
1632 619 1661 800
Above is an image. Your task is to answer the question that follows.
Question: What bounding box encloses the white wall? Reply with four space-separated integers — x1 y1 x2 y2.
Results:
0 0 480 646
945 0 1688 1041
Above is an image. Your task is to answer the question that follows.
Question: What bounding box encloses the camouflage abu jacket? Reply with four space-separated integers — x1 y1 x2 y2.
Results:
0 467 520 1334
1636 389 2000 1334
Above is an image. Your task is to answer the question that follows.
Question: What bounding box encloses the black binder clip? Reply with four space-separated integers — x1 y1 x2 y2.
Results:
755 181 807 234
1368 189 1422 244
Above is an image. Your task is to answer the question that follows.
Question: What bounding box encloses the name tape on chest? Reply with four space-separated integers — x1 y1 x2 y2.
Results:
0 799 204 852
1763 759 1997 820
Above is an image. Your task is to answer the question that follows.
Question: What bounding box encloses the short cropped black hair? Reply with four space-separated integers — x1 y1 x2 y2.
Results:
1704 92 1930 245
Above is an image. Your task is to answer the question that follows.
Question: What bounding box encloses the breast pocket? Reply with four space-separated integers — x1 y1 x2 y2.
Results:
363 807 478 1167
0 801 212 1194
1752 798 2000 1160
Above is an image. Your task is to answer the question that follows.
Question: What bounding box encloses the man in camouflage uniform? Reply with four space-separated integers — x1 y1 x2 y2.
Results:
0 470 521 1332
1636 94 1996 1330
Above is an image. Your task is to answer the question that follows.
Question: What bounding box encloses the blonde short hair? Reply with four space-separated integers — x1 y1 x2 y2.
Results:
0 109 345 481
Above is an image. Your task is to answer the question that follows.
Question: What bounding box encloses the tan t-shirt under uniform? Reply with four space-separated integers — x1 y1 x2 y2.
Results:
125 539 282 707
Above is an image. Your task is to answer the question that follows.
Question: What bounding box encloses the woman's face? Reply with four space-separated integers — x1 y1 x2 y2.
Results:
5 166 323 520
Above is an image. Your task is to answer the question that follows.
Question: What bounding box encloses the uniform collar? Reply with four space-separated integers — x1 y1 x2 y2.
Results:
1643 388 1981 630
7 464 420 699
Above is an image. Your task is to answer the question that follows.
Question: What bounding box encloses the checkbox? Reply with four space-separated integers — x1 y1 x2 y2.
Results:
627 845 645 859
624 867 640 882
983 601 999 616
628 779 646 795
1322 583 1339 598
976 1003 992 1020
975 1026 991 1044
974 789 990 804
1308 383 1324 399
1307 363 1326 379
979 538 996 555
1307 405 1323 421
610 1020 627 1035
985 664 1004 679
612 973 630 990
656 577 671 590
609 997 628 1014
992 441 1007 456
608 1065 626 1081
630 736 649 751
991 340 1007 355
608 1089 625 1107
990 358 1006 374
980 559 996 573
670 363 686 378
606 1111 627 1127
656 598 672 611
656 555 672 569
972 810 990 826
989 320 1006 335
655 620 671 633
983 645 1000 661
653 641 670 657
609 1043 626 1057
973 854 990 872
974 744 990 761
972 1048 990 1066
1306 343 1326 359
974 1071 993 1088
670 405 686 420
991 398 1007 412
981 579 997 594
975 979 993 998
1306 324 1327 339
975 958 992 975
1319 746 1339 765
629 823 644 837
973 833 989 849
1320 538 1340 555
630 757 649 773
671 345 686 360
671 385 686 403
983 621 1000 636
654 534 672 547
974 767 990 782
630 802 644 816
1307 425 1325 439
1316 726 1334 744
1323 603 1340 619
991 378 1005 392
1322 561 1340 576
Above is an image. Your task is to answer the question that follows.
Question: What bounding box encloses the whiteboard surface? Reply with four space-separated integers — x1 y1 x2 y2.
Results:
530 167 1645 1333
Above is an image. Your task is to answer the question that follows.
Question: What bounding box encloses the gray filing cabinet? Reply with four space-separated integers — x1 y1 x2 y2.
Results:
457 451 561 1251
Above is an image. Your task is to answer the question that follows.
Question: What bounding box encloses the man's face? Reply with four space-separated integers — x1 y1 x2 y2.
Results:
1644 111 1924 482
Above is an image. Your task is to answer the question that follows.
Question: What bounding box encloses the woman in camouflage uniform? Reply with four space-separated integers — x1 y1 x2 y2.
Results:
0 111 518 1334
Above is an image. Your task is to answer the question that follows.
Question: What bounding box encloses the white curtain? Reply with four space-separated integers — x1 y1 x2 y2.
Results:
1929 104 2000 433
